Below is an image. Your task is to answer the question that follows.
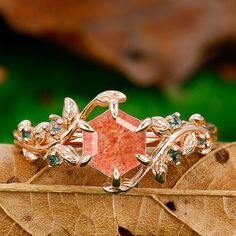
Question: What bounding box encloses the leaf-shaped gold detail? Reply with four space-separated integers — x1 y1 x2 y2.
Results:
54 144 80 165
34 122 49 134
152 116 171 133
22 149 39 162
79 155 93 167
62 97 79 123
189 113 205 126
135 154 153 166
96 90 126 104
17 120 32 131
77 120 94 132
182 132 198 155
135 118 152 132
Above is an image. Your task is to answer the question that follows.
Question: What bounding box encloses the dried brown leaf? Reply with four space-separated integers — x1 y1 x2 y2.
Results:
158 142 236 235
0 143 233 235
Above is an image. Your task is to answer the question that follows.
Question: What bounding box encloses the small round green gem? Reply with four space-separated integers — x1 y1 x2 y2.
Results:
198 138 206 146
21 129 31 139
169 114 181 127
47 155 60 166
49 121 62 134
157 172 165 184
52 125 61 133
168 149 181 164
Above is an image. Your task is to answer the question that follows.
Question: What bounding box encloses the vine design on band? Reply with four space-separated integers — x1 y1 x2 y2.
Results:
13 90 217 193
13 97 95 167
104 112 217 193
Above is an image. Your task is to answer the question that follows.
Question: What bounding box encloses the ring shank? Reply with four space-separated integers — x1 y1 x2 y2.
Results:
67 122 217 148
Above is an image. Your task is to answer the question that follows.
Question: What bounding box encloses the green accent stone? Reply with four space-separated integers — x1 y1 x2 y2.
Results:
198 138 206 145
152 167 166 184
168 149 181 164
157 172 165 184
21 129 31 139
47 155 60 166
49 121 62 134
169 114 181 127
52 126 61 132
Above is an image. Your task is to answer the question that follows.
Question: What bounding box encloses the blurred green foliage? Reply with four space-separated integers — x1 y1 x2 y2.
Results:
0 23 235 143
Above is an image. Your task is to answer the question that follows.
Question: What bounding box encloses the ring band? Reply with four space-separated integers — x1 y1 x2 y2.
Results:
13 90 217 193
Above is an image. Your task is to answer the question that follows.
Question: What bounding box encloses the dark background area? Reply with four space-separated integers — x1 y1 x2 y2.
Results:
0 17 235 143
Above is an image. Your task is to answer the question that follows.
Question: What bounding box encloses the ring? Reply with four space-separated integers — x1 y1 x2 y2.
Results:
13 90 217 193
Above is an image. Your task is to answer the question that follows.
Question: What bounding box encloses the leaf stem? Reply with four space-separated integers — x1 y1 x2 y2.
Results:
1 183 236 197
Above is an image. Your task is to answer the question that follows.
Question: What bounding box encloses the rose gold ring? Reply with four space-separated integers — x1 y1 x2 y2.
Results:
13 90 217 193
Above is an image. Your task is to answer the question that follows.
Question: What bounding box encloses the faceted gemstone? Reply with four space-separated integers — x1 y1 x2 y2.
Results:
167 149 181 165
49 121 61 134
169 114 181 127
52 125 61 133
47 154 60 166
198 138 206 146
155 171 165 184
83 110 146 177
21 129 31 139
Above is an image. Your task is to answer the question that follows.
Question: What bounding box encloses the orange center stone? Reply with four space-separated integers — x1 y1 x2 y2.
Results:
83 110 146 177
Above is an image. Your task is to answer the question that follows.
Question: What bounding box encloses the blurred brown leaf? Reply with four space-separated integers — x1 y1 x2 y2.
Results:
0 143 234 235
159 142 236 235
0 0 236 85
0 67 7 85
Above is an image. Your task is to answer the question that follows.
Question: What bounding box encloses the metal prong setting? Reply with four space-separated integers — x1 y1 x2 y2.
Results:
112 168 121 188
77 120 94 132
136 118 152 133
135 154 153 166
109 99 119 119
104 168 134 194
13 91 217 194
79 155 93 167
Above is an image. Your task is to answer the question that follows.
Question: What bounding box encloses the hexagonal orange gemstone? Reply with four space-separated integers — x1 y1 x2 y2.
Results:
83 110 146 177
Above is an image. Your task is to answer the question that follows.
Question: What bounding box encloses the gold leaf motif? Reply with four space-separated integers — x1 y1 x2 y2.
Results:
136 118 152 132
77 120 94 132
189 113 206 126
182 132 198 155
34 122 49 134
54 144 80 165
96 90 126 104
22 149 39 162
62 97 79 123
152 116 170 133
135 154 152 166
79 154 93 167
17 120 32 130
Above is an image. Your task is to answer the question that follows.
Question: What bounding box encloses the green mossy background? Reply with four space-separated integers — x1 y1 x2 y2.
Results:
0 21 235 143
